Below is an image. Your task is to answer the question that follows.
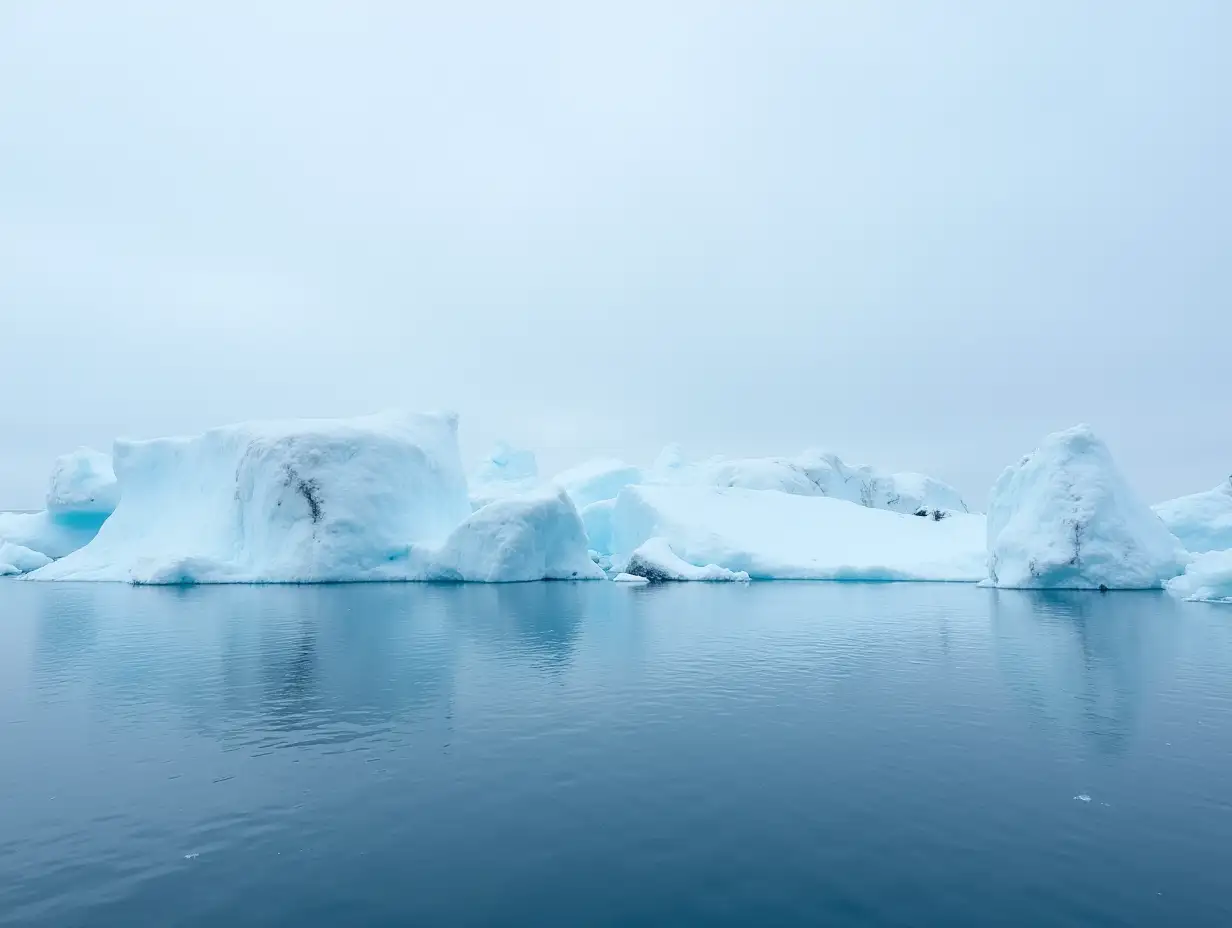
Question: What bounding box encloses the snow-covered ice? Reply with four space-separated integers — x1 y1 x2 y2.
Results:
610 485 986 581
986 425 1186 590
1153 477 1232 555
623 537 750 582
552 458 643 511
469 442 542 510
407 488 605 582
648 447 970 515
33 411 473 584
0 541 53 576
1166 549 1232 604
46 447 119 518
0 447 119 568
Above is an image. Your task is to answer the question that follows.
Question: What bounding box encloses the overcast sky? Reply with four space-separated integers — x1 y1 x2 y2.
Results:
2 1 1229 509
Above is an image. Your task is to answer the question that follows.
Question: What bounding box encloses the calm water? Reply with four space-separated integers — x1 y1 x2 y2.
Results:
1 581 1229 927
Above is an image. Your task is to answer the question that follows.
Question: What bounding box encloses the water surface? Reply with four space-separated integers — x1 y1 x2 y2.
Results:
1 581 1229 926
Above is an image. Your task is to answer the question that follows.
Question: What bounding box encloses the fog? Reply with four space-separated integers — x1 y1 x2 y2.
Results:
2 2 1229 508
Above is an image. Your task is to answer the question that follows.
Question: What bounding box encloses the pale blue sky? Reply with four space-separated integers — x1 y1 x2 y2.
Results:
2 1 1229 508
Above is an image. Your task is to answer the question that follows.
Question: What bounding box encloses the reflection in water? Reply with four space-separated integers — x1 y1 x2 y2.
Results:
990 590 1180 755
3 580 1231 927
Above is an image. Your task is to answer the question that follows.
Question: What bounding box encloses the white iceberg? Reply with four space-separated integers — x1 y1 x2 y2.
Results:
649 447 969 515
408 487 604 582
46 447 120 517
579 498 616 556
468 441 542 510
32 411 472 584
0 447 119 568
1166 549 1232 604
552 458 643 510
0 541 53 576
610 485 986 581
986 425 1186 590
1153 477 1232 555
623 537 749 582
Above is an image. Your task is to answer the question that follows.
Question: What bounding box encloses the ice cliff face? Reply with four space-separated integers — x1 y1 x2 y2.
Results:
986 425 1186 590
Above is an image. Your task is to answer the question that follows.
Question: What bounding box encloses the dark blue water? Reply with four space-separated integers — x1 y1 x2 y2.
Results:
1 581 1229 927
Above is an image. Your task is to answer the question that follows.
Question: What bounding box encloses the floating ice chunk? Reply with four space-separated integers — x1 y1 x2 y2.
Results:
624 537 749 582
32 411 471 584
552 458 643 510
0 541 53 576
986 425 1185 590
613 572 650 584
1166 549 1232 604
611 485 986 581
1153 477 1232 554
408 488 604 582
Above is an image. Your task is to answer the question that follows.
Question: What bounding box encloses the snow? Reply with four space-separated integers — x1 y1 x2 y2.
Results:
986 425 1186 590
610 485 986 581
1153 477 1232 554
1166 549 1232 604
0 447 119 569
32 411 472 584
551 458 643 510
407 487 604 582
648 447 970 515
0 541 52 576
623 537 749 582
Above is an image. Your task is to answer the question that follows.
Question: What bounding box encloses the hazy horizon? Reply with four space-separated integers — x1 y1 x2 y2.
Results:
3 2 1230 509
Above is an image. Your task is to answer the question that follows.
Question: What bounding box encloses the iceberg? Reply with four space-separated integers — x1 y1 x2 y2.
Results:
0 541 53 576
0 447 119 567
1166 549 1232 604
623 537 749 582
610 485 986 581
469 442 542 510
32 411 473 584
1153 477 1232 555
648 447 970 515
46 447 119 517
986 425 1186 590
552 458 643 510
407 488 604 582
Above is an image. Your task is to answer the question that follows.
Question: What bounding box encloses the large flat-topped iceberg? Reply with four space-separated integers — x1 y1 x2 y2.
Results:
986 425 1185 590
1153 478 1232 555
33 411 473 584
610 485 986 581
